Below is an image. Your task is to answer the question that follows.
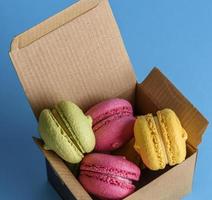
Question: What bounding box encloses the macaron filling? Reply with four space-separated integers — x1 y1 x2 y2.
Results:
80 163 139 181
144 114 166 169
157 111 175 165
80 170 135 189
153 117 168 166
45 110 84 158
52 108 85 154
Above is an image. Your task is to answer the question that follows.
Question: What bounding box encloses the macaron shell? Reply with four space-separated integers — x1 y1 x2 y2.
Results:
86 98 133 126
80 153 141 181
56 101 95 153
38 109 83 163
134 115 167 170
94 115 135 152
157 109 188 166
79 171 135 200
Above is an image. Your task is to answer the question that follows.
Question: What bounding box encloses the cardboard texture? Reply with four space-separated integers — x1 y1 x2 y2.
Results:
9 0 208 200
10 0 136 118
125 153 197 200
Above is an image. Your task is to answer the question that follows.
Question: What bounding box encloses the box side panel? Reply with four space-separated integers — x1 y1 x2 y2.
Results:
136 68 208 148
46 160 76 200
10 0 136 118
125 153 197 200
34 138 92 200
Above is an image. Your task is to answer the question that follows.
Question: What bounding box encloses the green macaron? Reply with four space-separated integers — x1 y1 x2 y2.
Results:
38 101 95 163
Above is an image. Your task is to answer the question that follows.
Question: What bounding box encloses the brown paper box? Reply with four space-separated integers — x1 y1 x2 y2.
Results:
9 0 208 199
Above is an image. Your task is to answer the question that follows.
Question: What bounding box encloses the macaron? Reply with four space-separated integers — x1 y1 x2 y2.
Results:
38 101 95 163
79 153 141 200
86 98 135 151
134 108 188 170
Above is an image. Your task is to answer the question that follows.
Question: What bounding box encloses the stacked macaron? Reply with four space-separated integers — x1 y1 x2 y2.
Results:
38 98 188 199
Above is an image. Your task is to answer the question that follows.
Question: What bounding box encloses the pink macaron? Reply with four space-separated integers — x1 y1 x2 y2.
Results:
86 98 135 151
79 153 141 200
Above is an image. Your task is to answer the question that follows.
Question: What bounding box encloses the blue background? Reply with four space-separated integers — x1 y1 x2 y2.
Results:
0 0 211 199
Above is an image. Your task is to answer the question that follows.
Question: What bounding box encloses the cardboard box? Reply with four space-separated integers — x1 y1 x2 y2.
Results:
9 0 208 199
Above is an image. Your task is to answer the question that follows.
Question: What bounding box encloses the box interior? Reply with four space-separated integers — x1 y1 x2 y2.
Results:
34 75 199 200
10 0 208 199
33 65 207 199
57 67 200 187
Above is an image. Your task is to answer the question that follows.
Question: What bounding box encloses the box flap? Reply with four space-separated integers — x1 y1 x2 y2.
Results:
136 68 208 149
10 0 136 118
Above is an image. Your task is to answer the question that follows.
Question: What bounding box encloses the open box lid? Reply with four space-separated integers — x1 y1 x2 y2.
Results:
9 0 136 118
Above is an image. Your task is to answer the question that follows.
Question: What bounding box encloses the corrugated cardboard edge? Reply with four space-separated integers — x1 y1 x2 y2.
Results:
136 67 209 149
10 0 100 51
33 137 92 200
125 152 197 200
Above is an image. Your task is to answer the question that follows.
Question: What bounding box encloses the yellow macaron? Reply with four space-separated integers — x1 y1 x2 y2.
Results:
134 108 188 170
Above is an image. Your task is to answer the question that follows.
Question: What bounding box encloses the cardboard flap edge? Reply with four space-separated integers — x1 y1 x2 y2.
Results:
10 0 100 51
